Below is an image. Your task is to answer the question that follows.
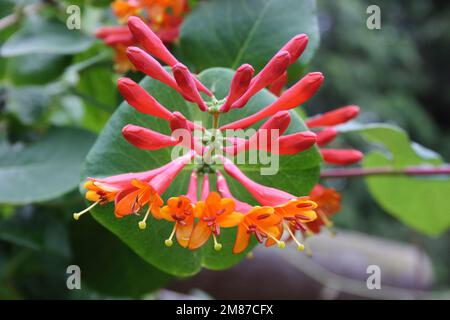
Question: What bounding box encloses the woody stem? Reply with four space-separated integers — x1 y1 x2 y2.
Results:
320 166 450 179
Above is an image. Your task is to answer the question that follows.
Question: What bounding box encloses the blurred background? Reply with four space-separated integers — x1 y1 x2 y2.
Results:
0 0 449 299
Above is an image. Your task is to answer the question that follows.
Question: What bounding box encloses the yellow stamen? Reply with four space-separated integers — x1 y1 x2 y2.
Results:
213 234 222 251
138 206 152 230
73 201 100 220
165 224 176 247
284 223 305 251
267 233 285 249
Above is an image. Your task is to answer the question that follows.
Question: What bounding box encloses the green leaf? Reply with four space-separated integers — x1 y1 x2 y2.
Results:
0 207 71 258
81 68 321 276
71 215 172 298
1 17 94 57
341 123 450 236
70 50 117 133
6 54 71 86
179 0 319 76
0 127 96 205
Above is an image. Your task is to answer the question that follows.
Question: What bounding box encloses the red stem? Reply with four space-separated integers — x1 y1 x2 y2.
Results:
320 166 450 178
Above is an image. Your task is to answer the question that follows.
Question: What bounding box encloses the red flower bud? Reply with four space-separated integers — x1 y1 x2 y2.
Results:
321 149 363 165
117 78 173 120
104 33 134 46
221 72 324 130
306 105 360 128
316 127 338 147
126 46 178 90
127 16 178 66
277 131 317 155
248 111 291 150
127 16 212 97
95 26 130 39
172 63 208 111
122 124 178 150
220 64 254 112
232 51 291 109
268 71 287 97
280 34 309 64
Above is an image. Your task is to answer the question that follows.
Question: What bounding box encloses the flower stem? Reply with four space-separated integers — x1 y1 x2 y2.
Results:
212 113 220 130
320 166 450 179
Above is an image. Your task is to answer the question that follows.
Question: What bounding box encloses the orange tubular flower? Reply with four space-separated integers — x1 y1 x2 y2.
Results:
215 171 285 253
234 206 283 254
114 178 164 222
74 162 173 220
220 156 318 250
188 191 243 251
159 170 198 248
160 195 195 248
73 181 120 220
304 184 341 235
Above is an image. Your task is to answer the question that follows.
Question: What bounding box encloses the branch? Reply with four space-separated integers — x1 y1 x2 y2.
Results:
321 166 450 179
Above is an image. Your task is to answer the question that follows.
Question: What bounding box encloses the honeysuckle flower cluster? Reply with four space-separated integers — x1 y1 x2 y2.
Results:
96 0 188 72
75 16 362 254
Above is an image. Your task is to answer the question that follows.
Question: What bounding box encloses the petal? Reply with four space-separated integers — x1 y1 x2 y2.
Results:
217 211 244 228
219 198 236 214
85 190 100 202
194 201 205 218
205 192 221 207
233 224 251 254
188 221 212 250
176 223 194 248
158 206 175 222
114 188 144 217
265 225 283 247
